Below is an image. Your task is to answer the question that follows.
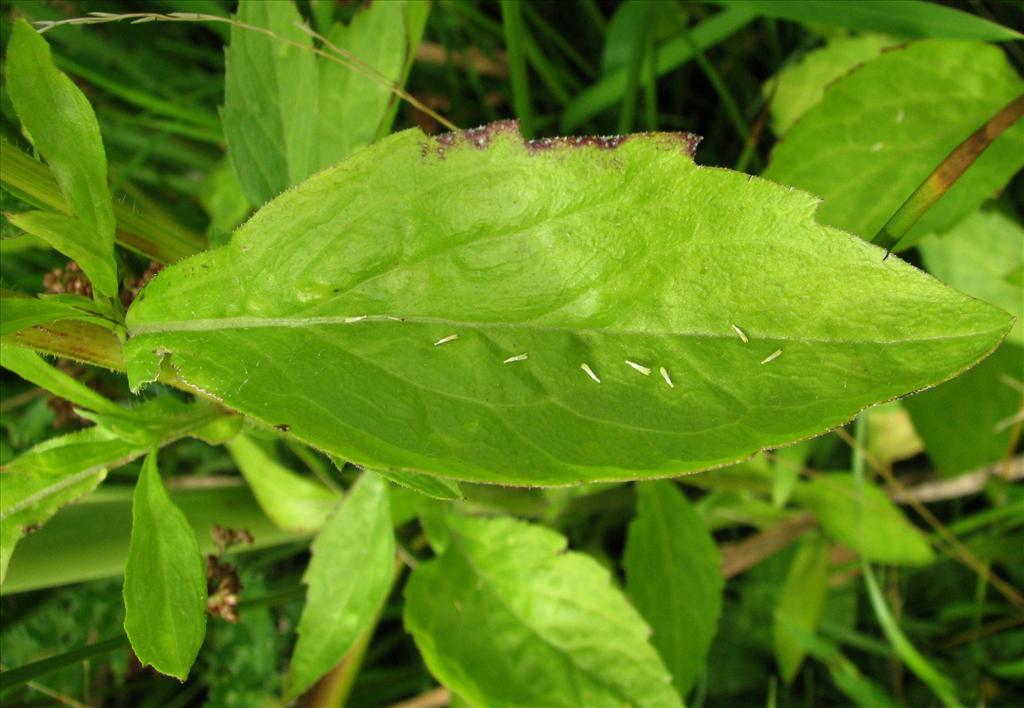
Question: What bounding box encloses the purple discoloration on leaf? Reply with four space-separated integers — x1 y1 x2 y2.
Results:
427 120 701 159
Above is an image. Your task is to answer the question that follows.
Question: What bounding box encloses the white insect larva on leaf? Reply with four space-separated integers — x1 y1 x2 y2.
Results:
625 360 652 376
503 353 528 364
580 363 601 383
731 324 749 343
659 366 674 388
761 349 783 365
434 334 459 346
344 315 366 323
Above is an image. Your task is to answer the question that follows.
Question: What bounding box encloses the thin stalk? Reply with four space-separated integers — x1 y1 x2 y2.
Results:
0 636 128 690
34 12 458 133
873 93 1024 254
617 5 652 134
679 23 753 166
501 0 535 138
853 416 962 708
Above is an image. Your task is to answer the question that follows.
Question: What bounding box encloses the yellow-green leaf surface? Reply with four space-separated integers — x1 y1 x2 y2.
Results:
767 34 897 137
624 480 723 697
123 453 207 681
227 432 339 532
286 471 393 698
125 122 1011 486
5 21 117 297
222 0 319 206
765 40 1024 246
403 515 681 707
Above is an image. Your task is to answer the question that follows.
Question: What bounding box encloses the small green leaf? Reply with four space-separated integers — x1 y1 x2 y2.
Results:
317 0 428 167
222 0 319 206
403 515 681 707
724 0 1023 41
286 470 393 698
793 473 934 566
0 292 115 336
5 21 117 297
371 467 462 500
773 533 830 683
6 211 118 300
0 427 121 582
123 452 207 681
1 345 120 415
227 432 339 532
624 480 723 698
126 123 1012 485
767 34 898 136
3 482 302 596
764 40 1024 245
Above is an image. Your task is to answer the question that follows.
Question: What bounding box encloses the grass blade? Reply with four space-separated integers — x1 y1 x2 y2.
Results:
501 0 534 137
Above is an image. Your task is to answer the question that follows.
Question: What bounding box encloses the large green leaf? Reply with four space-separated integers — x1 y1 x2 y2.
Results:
124 122 1011 486
123 452 207 681
624 480 722 697
286 471 393 698
767 34 897 137
222 0 319 206
403 515 680 707
5 21 117 297
226 432 339 532
764 40 1024 246
317 0 428 168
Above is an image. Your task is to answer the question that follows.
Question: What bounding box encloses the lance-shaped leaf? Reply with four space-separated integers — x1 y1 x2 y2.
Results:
125 122 1012 486
123 452 207 680
5 21 117 297
286 471 393 698
624 480 723 697
1 345 120 415
317 0 429 168
0 395 225 582
0 427 123 581
227 432 339 532
764 40 1024 247
403 515 681 707
222 0 319 206
773 533 830 683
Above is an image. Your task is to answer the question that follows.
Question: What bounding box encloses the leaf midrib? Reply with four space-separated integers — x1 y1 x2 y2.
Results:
128 312 1006 347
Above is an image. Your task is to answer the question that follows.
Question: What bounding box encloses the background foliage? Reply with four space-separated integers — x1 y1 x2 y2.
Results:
1 0 1022 706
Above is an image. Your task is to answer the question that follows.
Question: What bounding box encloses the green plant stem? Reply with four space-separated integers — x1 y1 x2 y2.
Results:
853 416 962 708
617 4 652 134
679 23 754 167
873 93 1024 253
0 636 129 690
501 0 534 138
